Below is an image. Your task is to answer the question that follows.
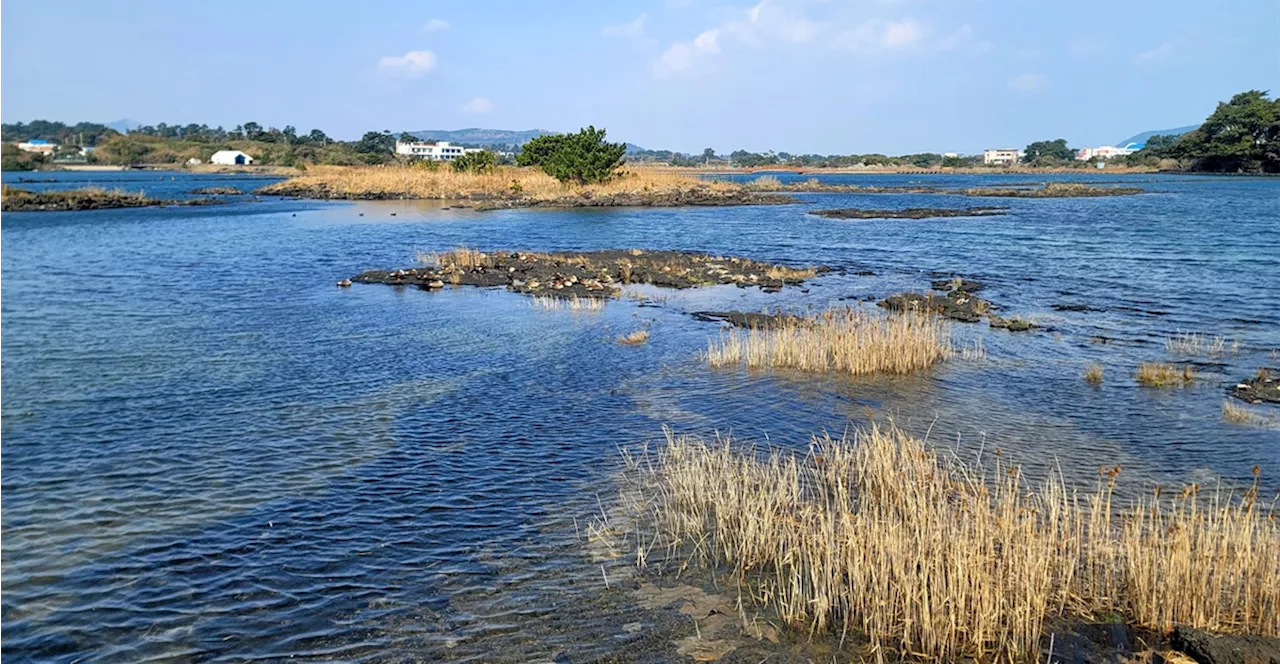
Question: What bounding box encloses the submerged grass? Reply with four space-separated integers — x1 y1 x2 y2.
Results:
1165 331 1238 357
628 422 1280 663
1136 362 1195 388
618 329 650 345
1222 400 1277 428
530 295 606 312
705 308 952 376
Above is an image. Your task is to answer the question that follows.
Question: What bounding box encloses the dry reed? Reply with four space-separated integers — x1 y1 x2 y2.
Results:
1222 400 1276 428
1165 331 1238 357
1136 362 1195 388
629 423 1280 663
618 329 650 345
259 164 740 202
705 308 952 376
530 295 606 312
1085 362 1104 384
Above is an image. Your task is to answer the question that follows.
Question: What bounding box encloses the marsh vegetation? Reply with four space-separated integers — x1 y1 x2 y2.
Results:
705 309 952 376
624 422 1280 662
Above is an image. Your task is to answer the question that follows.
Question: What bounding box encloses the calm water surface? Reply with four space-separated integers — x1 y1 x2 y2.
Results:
3 170 1278 662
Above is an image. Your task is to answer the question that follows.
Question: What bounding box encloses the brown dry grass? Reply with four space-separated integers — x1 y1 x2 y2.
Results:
705 308 952 376
1136 362 1195 387
1085 362 1104 384
1222 400 1277 428
618 329 650 345
628 422 1280 663
258 164 738 202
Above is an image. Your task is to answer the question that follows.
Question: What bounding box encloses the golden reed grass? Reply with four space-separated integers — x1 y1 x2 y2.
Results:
629 423 1279 663
705 308 952 376
259 164 739 201
618 329 650 345
1137 362 1195 387
1084 362 1104 384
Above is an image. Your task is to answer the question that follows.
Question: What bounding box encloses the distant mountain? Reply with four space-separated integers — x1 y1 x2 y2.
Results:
405 128 554 146
105 118 142 133
1115 124 1199 149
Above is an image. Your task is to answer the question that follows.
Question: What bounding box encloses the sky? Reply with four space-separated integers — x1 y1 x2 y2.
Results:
2 0 1278 154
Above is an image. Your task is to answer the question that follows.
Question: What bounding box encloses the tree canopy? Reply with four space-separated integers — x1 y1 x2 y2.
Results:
517 126 626 184
1158 90 1279 172
1022 139 1074 164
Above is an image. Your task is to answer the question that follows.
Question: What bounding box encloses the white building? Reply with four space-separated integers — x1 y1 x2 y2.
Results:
16 139 57 155
983 148 1022 166
395 140 482 161
1075 145 1137 161
209 150 254 165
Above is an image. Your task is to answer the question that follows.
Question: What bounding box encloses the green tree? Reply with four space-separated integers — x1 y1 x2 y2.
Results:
1171 90 1279 172
518 126 625 184
451 150 497 174
1022 139 1074 164
516 133 569 167
1 143 48 171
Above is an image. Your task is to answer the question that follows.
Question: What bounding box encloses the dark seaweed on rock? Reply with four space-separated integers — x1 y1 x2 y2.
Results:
1 186 223 212
690 311 807 329
931 277 986 293
810 207 1008 220
1171 626 1280 664
961 183 1143 198
1232 368 1280 404
352 249 823 299
878 290 989 323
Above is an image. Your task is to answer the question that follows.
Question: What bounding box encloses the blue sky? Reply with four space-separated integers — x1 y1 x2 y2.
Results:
2 0 1277 154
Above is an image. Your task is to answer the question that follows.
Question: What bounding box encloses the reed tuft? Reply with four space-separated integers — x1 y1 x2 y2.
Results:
1136 361 1194 388
618 329 650 345
630 422 1280 662
705 308 952 376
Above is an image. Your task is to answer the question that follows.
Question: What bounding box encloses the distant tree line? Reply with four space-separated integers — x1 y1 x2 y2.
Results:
1 119 402 169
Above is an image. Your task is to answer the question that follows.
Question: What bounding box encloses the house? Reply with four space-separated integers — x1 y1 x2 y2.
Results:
187 157 203 165
1075 145 1137 161
209 150 254 165
982 149 1021 166
394 140 482 161
17 139 57 155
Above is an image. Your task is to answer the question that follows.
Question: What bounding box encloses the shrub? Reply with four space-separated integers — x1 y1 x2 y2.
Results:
517 126 626 184
451 150 496 174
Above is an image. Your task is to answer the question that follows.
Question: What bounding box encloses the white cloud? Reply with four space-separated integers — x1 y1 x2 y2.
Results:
651 1 982 78
1134 42 1174 66
693 29 721 53
423 18 451 32
377 50 437 77
603 13 646 38
460 97 494 114
653 29 721 76
835 18 923 52
1008 73 1047 93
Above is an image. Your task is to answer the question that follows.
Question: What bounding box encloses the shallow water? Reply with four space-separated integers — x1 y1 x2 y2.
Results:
2 170 1278 662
